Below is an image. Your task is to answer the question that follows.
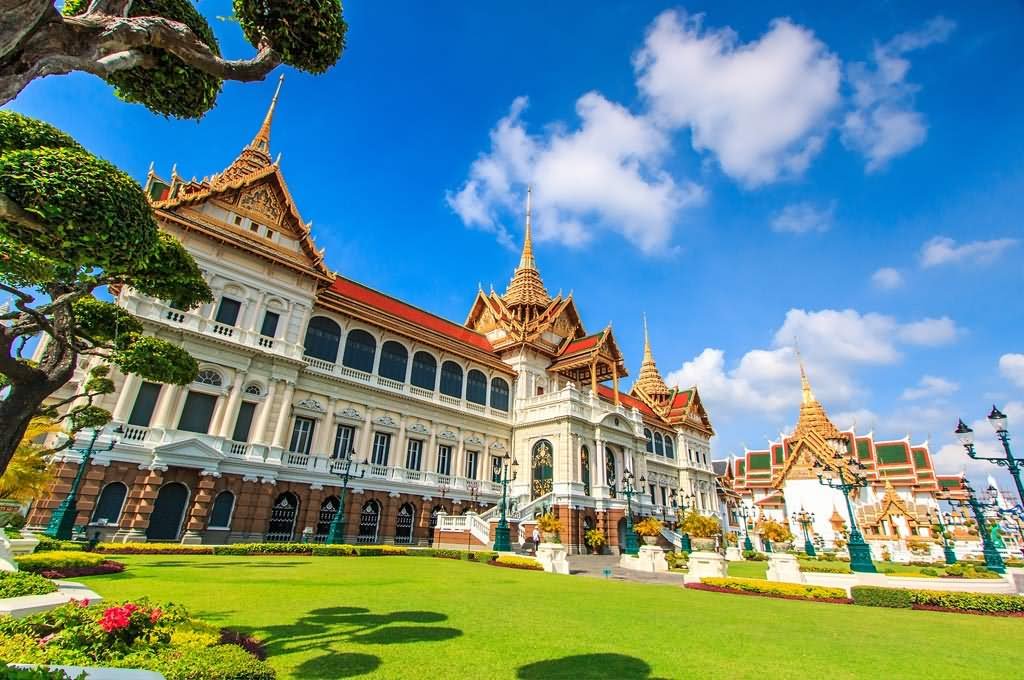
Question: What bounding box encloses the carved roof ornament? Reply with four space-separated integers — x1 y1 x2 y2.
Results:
503 186 551 313
296 398 325 413
634 314 670 400
792 351 842 441
216 74 283 187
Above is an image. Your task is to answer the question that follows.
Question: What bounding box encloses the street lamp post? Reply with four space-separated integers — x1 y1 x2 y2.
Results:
45 428 118 541
926 509 958 565
621 472 644 556
795 508 816 557
951 484 1005 574
493 453 518 552
955 407 1023 508
325 453 365 544
816 456 876 573
669 489 693 553
737 503 754 552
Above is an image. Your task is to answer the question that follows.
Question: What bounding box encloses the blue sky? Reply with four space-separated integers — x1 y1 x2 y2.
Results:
12 2 1023 486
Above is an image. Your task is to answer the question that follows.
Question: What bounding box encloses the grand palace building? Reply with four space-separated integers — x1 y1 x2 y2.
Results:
27 83 719 552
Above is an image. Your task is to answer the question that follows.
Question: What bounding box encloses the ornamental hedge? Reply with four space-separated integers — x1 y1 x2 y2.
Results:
92 542 500 562
851 585 1024 616
698 577 849 602
0 570 58 599
491 556 543 571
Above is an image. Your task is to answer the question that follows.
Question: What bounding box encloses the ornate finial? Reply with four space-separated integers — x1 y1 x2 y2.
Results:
147 160 155 175
170 163 178 178
794 340 814 405
251 73 284 154
519 185 535 270
635 314 669 398
503 184 550 311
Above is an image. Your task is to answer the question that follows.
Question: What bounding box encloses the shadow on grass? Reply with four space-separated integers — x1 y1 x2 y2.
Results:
518 654 665 680
241 605 461 678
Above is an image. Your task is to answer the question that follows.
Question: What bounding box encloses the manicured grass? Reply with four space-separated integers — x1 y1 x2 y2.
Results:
79 555 1021 679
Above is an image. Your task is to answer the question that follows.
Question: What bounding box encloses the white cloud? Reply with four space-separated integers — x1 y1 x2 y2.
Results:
841 17 956 171
770 201 836 234
900 375 958 400
896 316 960 346
1000 354 1024 388
920 236 1020 267
635 10 840 186
446 95 706 253
871 267 904 290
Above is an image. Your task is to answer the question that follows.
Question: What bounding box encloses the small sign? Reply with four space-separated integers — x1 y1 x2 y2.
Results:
602 567 613 578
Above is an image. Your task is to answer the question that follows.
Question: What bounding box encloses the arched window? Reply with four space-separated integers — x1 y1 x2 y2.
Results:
605 447 617 499
378 341 408 382
195 369 223 387
644 428 654 453
208 491 235 528
395 503 415 544
665 436 675 459
428 505 445 530
490 377 510 412
439 361 463 398
146 482 190 540
580 446 591 496
243 383 263 396
316 496 339 540
466 369 487 405
304 317 342 362
342 329 376 373
531 439 553 500
267 492 299 542
90 482 127 525
411 351 437 390
357 500 381 544
654 432 665 455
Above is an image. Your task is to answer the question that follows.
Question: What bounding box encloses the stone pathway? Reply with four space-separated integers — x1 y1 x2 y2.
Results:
567 554 687 586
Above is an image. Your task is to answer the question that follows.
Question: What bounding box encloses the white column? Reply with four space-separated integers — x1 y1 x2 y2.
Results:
393 415 408 469
357 410 374 462
150 384 183 429
251 379 278 445
455 438 466 479
111 373 142 423
271 382 295 449
217 372 247 439
426 430 438 474
313 398 336 455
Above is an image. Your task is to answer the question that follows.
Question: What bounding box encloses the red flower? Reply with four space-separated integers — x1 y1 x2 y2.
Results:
99 606 132 633
149 608 162 623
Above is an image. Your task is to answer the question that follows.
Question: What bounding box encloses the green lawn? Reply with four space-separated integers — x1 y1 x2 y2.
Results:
78 555 1021 680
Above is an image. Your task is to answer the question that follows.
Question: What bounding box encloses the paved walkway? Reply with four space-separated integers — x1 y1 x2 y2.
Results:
567 554 687 586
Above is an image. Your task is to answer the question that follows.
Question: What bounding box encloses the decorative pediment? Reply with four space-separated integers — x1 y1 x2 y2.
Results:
438 430 458 441
152 438 225 469
374 415 398 428
339 407 362 421
407 422 430 435
296 398 325 413
490 441 506 450
465 435 484 446
238 183 284 223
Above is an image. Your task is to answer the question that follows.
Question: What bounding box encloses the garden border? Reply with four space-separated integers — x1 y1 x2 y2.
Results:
685 582 852 605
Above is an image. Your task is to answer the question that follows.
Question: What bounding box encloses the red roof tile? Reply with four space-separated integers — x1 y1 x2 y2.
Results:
595 384 660 418
560 333 601 356
328 276 494 353
671 390 692 408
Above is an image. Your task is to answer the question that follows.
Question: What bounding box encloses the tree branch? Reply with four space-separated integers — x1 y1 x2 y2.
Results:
0 193 49 238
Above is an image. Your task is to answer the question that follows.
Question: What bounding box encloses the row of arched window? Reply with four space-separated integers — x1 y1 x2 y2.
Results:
643 428 675 458
303 318 510 411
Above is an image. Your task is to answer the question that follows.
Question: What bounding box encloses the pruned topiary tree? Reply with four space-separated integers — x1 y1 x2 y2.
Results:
0 110 212 475
0 0 347 118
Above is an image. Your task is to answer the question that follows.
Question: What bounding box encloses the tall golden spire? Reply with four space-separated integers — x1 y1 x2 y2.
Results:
635 313 670 398
796 343 815 405
503 186 550 312
792 349 841 440
215 75 284 187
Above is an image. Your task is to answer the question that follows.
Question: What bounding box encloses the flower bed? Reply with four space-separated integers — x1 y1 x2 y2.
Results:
694 577 850 603
798 562 851 574
851 585 1024 616
0 599 275 679
33 537 85 553
490 555 543 571
16 551 125 578
95 542 214 555
0 571 58 599
93 542 501 563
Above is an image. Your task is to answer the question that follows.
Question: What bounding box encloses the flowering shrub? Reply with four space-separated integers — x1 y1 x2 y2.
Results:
0 599 275 678
0 570 58 598
492 555 543 571
633 517 664 538
699 577 848 601
95 542 214 555
16 551 125 579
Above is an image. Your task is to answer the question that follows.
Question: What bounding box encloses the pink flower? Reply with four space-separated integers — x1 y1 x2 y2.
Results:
99 606 131 633
38 633 56 648
149 608 162 623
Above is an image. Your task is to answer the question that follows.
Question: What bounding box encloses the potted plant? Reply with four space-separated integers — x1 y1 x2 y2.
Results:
584 528 606 554
759 520 794 552
681 513 721 551
633 517 663 545
536 513 560 543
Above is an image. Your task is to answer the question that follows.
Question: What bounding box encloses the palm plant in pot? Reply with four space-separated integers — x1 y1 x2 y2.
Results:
681 512 721 551
536 513 561 543
633 517 664 546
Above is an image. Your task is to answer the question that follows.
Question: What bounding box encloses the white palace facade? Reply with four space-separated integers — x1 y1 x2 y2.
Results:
29 85 719 552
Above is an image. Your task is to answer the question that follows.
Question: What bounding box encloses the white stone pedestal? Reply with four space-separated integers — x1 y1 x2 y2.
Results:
766 553 803 583
536 542 570 575
725 546 743 562
0 532 40 572
619 545 669 573
683 551 728 583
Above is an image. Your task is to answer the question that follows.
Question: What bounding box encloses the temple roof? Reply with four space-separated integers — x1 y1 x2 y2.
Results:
793 357 842 441
503 187 551 311
633 315 670 398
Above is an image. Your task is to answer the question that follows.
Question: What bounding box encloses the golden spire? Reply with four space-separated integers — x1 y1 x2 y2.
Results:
634 313 670 398
792 351 841 441
503 185 550 311
796 342 814 405
215 75 284 187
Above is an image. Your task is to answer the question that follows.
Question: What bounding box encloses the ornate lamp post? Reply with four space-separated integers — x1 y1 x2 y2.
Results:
736 503 754 551
926 509 958 565
669 489 693 552
816 455 876 573
45 427 118 541
325 453 365 544
493 452 518 552
955 407 1023 508
621 471 644 556
950 484 1005 574
795 508 816 557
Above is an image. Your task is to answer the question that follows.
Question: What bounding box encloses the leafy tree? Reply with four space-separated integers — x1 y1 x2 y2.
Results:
0 1 348 118
0 110 211 476
0 417 59 501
